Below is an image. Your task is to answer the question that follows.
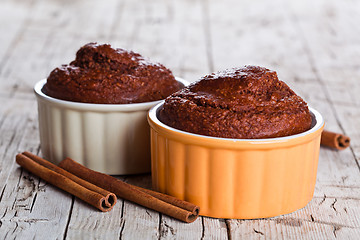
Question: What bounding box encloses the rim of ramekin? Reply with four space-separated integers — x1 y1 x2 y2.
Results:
34 77 189 112
148 102 325 149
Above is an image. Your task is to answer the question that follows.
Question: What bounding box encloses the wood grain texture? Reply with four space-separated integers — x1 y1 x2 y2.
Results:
0 0 359 239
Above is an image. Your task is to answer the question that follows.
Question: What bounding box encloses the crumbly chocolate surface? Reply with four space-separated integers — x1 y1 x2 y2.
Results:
159 66 312 139
42 43 182 104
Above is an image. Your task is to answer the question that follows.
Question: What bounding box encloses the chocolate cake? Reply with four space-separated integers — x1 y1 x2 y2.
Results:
42 43 182 104
159 65 312 139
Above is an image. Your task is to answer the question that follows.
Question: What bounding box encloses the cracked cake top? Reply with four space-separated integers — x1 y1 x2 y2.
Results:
159 65 312 139
42 42 182 104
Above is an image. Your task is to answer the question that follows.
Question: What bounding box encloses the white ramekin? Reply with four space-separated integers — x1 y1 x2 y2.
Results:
34 78 188 175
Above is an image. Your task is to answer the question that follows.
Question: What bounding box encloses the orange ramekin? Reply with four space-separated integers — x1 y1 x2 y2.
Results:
148 103 324 219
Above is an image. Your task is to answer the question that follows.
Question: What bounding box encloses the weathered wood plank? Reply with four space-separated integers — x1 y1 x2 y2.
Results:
157 216 203 239
63 197 124 239
119 175 160 240
0 98 72 239
203 218 228 240
0 0 360 239
227 196 360 239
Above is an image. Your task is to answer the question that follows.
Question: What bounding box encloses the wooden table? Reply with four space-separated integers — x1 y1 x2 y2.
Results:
1 0 359 239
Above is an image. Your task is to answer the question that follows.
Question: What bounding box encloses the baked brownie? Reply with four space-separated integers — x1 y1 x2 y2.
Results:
159 65 312 139
42 43 182 104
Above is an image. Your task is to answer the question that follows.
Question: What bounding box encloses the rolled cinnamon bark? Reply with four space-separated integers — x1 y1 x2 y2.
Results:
22 151 116 207
16 153 116 212
131 185 199 216
59 157 200 223
321 130 350 150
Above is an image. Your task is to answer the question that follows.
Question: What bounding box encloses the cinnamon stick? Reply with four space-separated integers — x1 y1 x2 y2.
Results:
321 130 350 150
16 152 116 212
59 157 200 223
131 185 199 215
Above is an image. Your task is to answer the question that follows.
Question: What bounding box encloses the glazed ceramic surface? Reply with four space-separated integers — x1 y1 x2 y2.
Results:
148 102 324 219
34 78 188 175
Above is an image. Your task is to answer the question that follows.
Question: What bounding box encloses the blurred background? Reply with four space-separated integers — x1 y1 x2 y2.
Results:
1 0 358 86
2 0 359 137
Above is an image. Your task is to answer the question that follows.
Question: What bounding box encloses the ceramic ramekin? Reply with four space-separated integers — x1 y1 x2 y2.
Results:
34 78 188 175
148 103 324 219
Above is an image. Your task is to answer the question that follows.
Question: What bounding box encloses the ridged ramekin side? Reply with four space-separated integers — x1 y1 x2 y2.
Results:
37 99 151 175
35 78 189 175
150 127 323 219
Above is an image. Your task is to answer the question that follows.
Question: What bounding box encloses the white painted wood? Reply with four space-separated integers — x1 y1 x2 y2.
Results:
203 218 228 239
227 196 360 239
0 0 360 239
119 176 160 240
158 215 203 239
0 98 72 239
64 197 124 239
